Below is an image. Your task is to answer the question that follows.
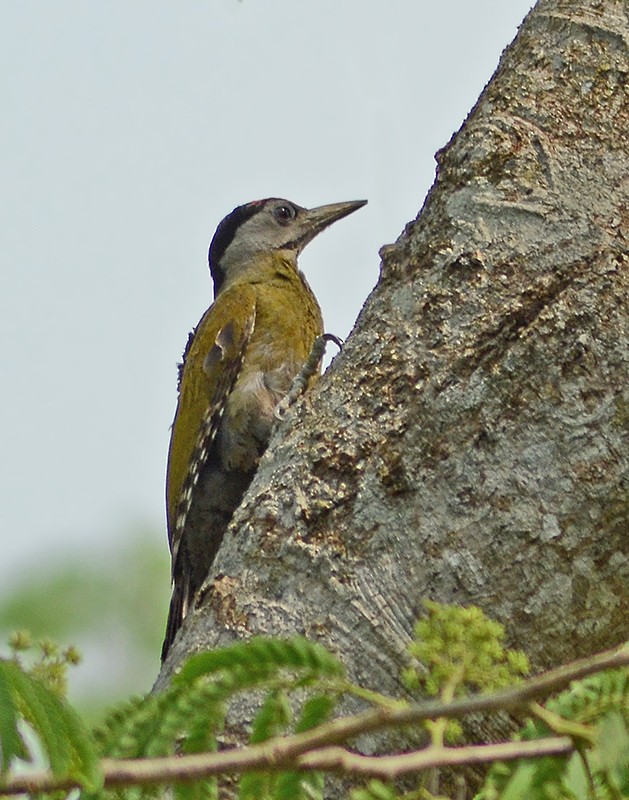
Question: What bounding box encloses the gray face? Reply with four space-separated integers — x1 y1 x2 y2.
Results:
219 199 306 276
209 197 367 294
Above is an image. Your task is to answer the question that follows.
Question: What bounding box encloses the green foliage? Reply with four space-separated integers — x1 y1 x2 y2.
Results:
238 691 293 800
94 636 343 760
401 601 529 747
403 601 530 699
266 694 336 800
89 636 345 800
8 629 82 697
0 637 101 791
0 661 22 772
350 779 401 800
177 635 343 686
477 668 629 800
3 603 629 800
348 781 453 800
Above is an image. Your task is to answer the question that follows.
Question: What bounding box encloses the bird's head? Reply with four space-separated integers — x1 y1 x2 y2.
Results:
208 198 367 295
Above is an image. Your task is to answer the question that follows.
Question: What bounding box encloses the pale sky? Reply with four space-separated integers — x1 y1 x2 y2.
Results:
1 1 533 587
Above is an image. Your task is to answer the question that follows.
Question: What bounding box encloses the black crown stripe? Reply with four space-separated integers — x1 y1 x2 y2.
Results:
208 200 267 294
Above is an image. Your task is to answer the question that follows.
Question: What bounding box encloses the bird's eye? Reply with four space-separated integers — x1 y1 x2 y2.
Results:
273 204 295 225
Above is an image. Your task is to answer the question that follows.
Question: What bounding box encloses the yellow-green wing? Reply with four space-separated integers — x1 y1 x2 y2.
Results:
166 285 257 563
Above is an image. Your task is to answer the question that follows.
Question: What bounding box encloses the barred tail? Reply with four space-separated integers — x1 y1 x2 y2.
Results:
161 576 190 662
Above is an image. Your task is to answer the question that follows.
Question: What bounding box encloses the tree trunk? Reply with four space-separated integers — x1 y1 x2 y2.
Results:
155 0 629 792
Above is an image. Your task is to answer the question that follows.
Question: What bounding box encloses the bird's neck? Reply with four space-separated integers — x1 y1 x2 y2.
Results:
223 251 301 290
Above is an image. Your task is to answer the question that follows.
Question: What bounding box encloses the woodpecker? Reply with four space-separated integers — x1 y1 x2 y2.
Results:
162 197 367 660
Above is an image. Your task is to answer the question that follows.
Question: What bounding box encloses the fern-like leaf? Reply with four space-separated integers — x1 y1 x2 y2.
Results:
173 776 218 800
0 662 23 772
272 694 336 800
479 667 629 800
350 780 401 800
1 659 101 791
238 691 293 800
176 637 343 686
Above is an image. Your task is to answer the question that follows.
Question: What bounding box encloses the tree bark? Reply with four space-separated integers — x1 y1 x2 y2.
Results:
155 0 629 791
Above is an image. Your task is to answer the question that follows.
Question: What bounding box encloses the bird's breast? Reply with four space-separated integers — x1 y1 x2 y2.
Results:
216 272 323 472
218 355 299 472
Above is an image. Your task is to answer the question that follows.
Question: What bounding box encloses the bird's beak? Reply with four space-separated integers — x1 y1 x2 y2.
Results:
296 199 367 250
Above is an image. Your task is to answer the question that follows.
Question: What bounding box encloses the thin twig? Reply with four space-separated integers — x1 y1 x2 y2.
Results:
297 737 574 778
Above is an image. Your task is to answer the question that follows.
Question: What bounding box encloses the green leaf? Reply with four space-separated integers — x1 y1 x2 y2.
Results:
238 770 273 800
238 692 292 800
178 694 223 757
499 760 539 800
272 696 336 800
174 777 218 800
294 695 336 734
0 662 23 772
350 780 400 800
274 769 324 800
98 693 164 758
250 690 292 745
4 659 102 790
596 710 629 791
176 637 343 686
275 769 325 800
562 752 590 800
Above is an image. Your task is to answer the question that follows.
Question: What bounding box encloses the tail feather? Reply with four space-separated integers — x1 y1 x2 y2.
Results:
161 578 188 662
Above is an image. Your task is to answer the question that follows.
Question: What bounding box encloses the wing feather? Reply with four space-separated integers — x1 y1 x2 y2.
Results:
166 286 257 572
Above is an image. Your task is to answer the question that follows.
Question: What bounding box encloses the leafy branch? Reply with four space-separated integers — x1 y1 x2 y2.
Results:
1 606 628 799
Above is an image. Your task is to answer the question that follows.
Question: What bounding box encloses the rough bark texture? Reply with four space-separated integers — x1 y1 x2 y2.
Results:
156 0 629 793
